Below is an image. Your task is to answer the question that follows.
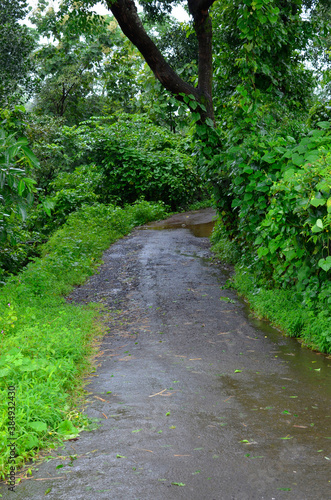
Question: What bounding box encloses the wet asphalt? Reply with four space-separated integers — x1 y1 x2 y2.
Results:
2 208 331 500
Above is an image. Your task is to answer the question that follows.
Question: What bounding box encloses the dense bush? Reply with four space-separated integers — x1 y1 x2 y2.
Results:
212 121 330 277
62 114 204 209
209 115 331 350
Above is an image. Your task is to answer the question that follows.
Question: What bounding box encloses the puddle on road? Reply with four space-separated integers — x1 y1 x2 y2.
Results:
144 219 215 238
241 302 331 394
141 208 216 238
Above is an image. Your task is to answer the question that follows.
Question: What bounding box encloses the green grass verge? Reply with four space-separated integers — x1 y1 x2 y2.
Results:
233 269 331 353
0 200 169 480
211 220 331 354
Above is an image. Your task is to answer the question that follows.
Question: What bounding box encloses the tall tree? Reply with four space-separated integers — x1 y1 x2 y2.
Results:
0 0 36 105
31 5 146 123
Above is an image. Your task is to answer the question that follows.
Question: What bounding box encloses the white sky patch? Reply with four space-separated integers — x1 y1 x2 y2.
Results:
26 0 190 24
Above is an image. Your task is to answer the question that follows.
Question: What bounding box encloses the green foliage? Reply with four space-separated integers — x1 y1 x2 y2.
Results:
25 114 70 192
0 127 38 242
0 199 169 478
255 143 331 288
209 116 331 350
210 217 240 265
63 114 203 209
187 198 214 211
45 164 101 226
31 5 146 124
233 268 331 353
0 0 36 105
203 0 331 353
212 0 315 116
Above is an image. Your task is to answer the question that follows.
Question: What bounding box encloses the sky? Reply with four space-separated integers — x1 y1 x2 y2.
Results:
26 0 190 24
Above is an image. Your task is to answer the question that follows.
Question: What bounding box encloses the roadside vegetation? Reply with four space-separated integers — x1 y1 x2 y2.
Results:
0 200 168 479
0 0 330 481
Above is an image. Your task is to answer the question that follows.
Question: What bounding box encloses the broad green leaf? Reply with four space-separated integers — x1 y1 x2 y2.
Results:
318 257 331 272
57 420 78 435
291 153 304 166
18 179 26 196
310 198 326 207
17 203 27 221
6 145 20 161
283 249 296 261
317 121 331 129
191 112 201 123
268 240 280 254
21 146 40 168
25 434 39 450
283 168 295 181
257 247 269 257
261 152 276 164
28 421 47 432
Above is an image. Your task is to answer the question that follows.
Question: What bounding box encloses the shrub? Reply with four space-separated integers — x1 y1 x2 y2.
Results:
63 114 204 209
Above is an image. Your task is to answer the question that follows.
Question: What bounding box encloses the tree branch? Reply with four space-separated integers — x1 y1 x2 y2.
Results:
106 0 200 104
105 0 216 121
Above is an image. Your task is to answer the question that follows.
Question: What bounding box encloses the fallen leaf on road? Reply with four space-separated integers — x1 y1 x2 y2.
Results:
149 389 167 398
94 396 109 402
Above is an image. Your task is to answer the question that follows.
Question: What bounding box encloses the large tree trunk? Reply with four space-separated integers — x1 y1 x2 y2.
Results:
105 0 215 122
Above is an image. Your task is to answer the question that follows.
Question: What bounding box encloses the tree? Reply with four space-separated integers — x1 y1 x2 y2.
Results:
212 0 316 115
0 0 36 105
31 5 146 123
106 0 215 122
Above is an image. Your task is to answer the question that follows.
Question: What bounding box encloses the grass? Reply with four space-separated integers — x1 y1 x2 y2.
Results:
210 218 331 354
187 198 214 211
233 269 331 353
0 200 169 481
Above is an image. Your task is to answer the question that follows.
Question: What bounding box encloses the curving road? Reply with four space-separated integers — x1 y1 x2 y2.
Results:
4 208 331 500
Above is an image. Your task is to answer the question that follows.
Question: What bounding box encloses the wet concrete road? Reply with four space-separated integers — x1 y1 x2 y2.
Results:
4 208 331 499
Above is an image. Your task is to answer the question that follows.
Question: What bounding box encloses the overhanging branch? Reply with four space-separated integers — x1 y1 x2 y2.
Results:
105 0 216 120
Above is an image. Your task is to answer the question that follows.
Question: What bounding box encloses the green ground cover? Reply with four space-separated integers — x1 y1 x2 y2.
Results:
0 200 168 480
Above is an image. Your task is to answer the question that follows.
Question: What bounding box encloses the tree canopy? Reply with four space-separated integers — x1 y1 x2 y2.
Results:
0 0 36 106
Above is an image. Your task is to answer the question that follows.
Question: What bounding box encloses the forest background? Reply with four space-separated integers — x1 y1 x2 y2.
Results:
0 0 331 479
